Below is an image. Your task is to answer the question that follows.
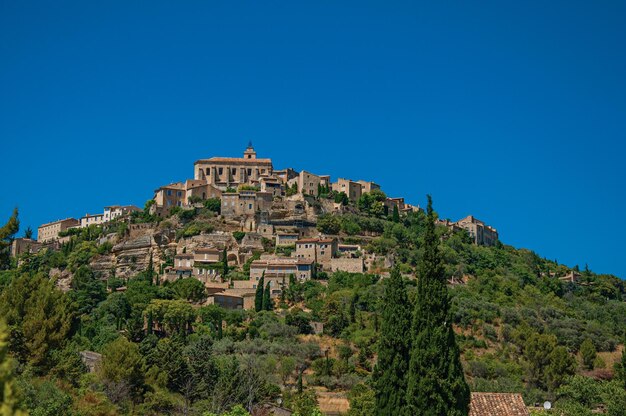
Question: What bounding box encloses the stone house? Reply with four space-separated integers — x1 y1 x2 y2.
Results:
332 178 363 201
80 205 141 228
276 232 299 247
11 238 42 257
260 176 284 197
250 257 315 294
357 180 380 194
274 167 299 184
193 145 273 190
295 238 338 269
37 218 80 242
297 170 322 197
453 215 499 246
153 180 221 216
221 191 272 218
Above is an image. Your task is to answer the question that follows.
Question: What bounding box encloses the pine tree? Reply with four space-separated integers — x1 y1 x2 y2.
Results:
263 281 272 311
580 338 597 370
255 273 265 312
372 267 412 415
405 195 470 416
392 205 400 223
0 208 19 269
0 320 27 416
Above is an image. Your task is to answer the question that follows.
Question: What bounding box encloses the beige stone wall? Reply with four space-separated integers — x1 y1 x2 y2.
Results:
298 171 321 196
331 257 364 273
332 178 362 201
38 218 79 242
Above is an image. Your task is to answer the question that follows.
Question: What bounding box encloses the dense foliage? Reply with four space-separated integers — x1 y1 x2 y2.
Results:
1 194 624 415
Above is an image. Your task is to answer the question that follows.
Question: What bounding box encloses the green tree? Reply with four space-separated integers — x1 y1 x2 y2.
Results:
69 265 106 315
171 277 207 302
98 337 146 404
0 208 19 269
546 346 576 392
316 214 341 235
0 272 74 369
580 338 597 370
23 226 33 240
0 320 27 416
255 273 265 312
373 267 411 415
348 383 375 416
392 205 400 223
223 248 229 277
405 196 470 416
204 197 221 214
263 281 272 311
146 252 155 284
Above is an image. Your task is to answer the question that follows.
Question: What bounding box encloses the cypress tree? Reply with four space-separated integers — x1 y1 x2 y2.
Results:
146 252 154 284
392 205 400 223
263 281 272 311
222 248 229 277
255 273 265 312
405 195 470 416
372 267 412 416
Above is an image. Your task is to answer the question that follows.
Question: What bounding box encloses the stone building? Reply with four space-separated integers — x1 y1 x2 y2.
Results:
357 180 380 194
37 218 80 242
276 232 299 247
453 215 499 246
260 176 283 197
221 191 272 218
80 205 141 228
153 180 222 216
274 168 299 184
250 256 315 293
332 178 362 201
297 171 322 197
295 238 338 269
11 238 42 257
193 145 273 190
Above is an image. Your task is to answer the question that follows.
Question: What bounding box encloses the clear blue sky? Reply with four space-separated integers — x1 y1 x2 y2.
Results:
1 1 624 278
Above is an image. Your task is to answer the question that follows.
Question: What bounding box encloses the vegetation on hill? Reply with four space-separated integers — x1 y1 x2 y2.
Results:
0 194 625 415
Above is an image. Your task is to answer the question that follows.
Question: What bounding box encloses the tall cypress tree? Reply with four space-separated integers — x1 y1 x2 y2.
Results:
263 281 272 311
255 273 265 312
392 205 400 223
372 267 412 415
405 195 470 416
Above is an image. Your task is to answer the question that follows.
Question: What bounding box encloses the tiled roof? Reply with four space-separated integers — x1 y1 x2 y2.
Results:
296 238 334 243
469 393 529 416
38 218 79 228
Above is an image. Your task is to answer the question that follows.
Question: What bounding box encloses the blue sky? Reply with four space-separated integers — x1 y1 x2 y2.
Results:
1 1 624 277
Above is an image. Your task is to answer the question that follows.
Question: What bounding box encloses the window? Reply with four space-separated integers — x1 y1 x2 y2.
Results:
177 191 182 197
206 168 210 176
232 168 237 174
247 169 252 175
167 190 172 196
219 167 223 175
248 204 252 209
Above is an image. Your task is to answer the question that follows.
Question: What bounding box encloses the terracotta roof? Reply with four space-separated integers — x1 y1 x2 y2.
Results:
296 238 334 244
195 247 220 253
38 218 80 228
194 157 272 165
469 393 529 416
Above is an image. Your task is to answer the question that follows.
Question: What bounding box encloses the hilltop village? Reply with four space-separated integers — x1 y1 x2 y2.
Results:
16 145 500 309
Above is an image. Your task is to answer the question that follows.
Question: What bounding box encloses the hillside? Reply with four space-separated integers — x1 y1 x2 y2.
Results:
0 177 625 415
